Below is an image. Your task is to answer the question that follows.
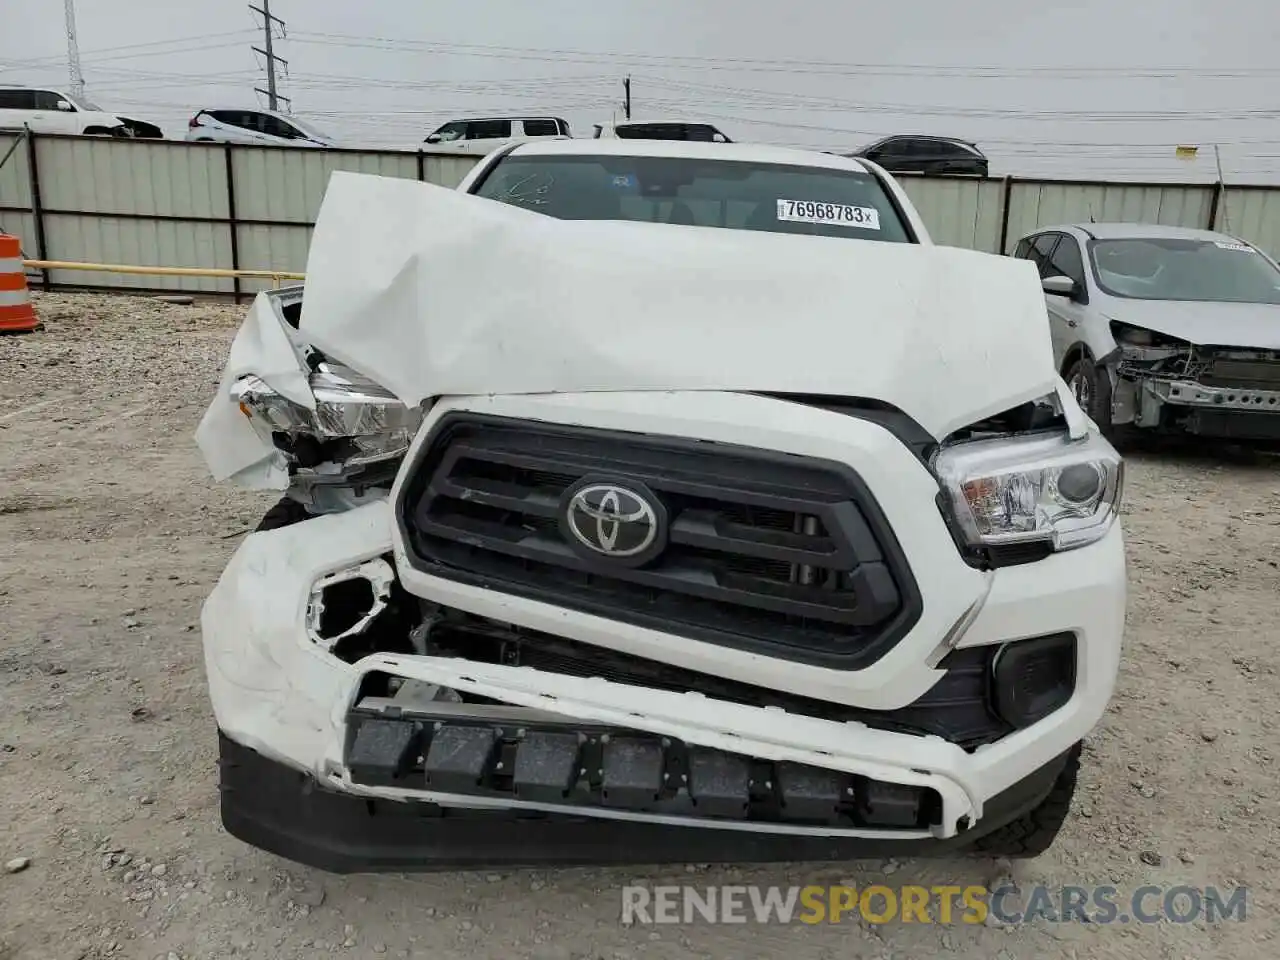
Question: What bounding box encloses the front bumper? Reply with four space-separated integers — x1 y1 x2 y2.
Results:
218 729 1076 872
204 517 1122 859
1129 377 1280 438
202 392 1125 864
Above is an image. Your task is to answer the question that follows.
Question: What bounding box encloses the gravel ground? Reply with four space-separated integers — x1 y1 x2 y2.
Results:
2 291 1279 960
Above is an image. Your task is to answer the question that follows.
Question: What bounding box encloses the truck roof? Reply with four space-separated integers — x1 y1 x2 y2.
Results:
507 137 874 173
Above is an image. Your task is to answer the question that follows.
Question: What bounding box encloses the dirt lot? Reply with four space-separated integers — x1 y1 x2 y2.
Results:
1 291 1278 960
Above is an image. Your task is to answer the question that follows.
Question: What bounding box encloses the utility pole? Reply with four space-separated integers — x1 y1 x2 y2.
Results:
1213 144 1230 232
249 0 290 111
622 76 631 120
64 0 85 100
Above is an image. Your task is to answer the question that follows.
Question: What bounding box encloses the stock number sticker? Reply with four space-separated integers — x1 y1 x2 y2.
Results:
776 199 881 229
1214 240 1252 252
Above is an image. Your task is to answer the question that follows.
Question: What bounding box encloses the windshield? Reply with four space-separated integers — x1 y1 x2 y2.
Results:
1090 237 1280 304
472 155 913 243
289 117 332 141
615 123 727 142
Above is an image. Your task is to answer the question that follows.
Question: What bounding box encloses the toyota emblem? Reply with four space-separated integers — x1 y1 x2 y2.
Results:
561 480 665 562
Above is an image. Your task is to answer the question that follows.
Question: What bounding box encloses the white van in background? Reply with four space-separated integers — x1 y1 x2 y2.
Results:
423 117 571 155
0 87 131 137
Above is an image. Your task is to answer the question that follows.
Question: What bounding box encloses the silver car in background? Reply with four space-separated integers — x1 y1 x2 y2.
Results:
1012 223 1280 442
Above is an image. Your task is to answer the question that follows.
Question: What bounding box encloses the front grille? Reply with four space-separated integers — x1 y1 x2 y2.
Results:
398 414 922 669
1199 357 1280 391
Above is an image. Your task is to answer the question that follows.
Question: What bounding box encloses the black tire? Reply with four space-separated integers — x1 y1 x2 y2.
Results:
254 496 313 532
1063 355 1120 439
973 744 1080 858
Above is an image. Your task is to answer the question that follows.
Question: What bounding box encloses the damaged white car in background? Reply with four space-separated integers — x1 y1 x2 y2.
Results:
1014 222 1280 443
196 140 1126 873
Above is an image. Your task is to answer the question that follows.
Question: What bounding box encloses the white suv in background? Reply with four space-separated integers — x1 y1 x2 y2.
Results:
185 109 337 148
0 87 130 137
423 117 570 154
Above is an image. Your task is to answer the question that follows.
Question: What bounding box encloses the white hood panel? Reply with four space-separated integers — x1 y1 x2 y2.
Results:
1105 299 1280 350
296 172 1059 440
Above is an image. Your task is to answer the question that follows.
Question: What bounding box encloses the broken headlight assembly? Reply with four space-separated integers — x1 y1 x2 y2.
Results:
230 361 424 475
933 429 1123 556
1110 321 1194 363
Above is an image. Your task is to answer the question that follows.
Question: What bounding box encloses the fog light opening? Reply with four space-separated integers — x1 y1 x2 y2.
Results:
306 558 396 651
306 557 427 663
990 632 1078 730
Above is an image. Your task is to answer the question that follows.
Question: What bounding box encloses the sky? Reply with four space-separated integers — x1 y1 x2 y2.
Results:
3 0 1279 182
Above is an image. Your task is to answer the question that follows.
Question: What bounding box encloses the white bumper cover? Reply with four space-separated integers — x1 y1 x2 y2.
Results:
203 392 1126 841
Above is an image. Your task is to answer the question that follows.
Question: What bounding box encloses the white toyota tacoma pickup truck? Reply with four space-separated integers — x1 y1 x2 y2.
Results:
196 139 1126 872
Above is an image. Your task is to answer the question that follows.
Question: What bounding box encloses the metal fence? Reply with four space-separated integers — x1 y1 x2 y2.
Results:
1 129 1277 299
0 131 476 297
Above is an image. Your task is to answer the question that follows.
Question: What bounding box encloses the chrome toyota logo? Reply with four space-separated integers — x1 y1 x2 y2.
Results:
563 482 661 558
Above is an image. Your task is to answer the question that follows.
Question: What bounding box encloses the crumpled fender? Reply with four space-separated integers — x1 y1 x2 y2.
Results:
194 290 311 489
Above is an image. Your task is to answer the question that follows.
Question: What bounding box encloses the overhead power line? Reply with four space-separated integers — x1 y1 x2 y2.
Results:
287 32 1280 79
0 31 257 70
636 77 1280 123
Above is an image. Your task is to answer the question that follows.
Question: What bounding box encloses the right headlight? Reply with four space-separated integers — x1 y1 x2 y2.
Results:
932 429 1123 553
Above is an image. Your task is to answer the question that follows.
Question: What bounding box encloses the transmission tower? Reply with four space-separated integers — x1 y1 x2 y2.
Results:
64 0 85 100
249 0 290 111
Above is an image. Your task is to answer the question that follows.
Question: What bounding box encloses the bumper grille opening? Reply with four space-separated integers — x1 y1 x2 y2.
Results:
417 613 1012 751
344 698 946 830
397 414 923 670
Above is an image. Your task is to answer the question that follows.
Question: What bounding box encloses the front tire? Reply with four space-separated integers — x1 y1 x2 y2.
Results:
1064 355 1120 440
973 744 1080 858
254 496 312 532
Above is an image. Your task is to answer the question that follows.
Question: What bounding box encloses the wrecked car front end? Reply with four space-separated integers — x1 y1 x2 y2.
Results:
198 171 1126 871
1109 321 1280 441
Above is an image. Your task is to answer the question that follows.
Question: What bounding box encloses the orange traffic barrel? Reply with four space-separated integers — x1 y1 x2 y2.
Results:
0 234 40 333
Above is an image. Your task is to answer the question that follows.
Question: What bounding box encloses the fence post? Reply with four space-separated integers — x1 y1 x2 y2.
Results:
1207 180 1223 233
24 129 48 290
416 150 425 182
224 144 242 304
996 175 1014 254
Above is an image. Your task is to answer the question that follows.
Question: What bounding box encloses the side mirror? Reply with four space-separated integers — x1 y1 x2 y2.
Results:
424 133 442 144
55 99 73 112
1042 274 1078 298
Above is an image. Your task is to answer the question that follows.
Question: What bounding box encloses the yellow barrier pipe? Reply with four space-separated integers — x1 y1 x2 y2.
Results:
22 259 304 286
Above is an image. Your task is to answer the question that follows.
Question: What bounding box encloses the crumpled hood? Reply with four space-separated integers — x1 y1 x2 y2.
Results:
295 171 1058 440
1104 298 1280 350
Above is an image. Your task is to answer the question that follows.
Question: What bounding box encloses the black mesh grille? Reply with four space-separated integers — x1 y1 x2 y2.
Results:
1199 357 1280 391
398 414 922 669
